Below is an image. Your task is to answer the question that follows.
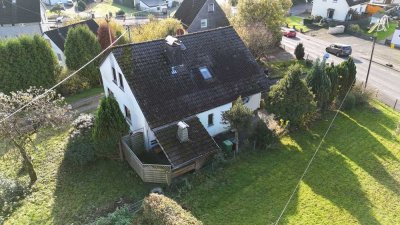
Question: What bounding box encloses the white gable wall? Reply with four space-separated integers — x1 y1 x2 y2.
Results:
311 0 350 21
43 34 65 66
196 93 261 137
139 1 167 12
100 53 156 149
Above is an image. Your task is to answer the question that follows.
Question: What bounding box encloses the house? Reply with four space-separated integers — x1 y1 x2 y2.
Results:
173 0 230 33
43 19 99 66
99 27 270 182
311 0 369 21
43 0 69 5
139 0 169 13
0 0 47 39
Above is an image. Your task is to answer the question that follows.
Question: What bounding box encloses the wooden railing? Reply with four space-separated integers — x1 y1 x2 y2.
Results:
121 134 172 185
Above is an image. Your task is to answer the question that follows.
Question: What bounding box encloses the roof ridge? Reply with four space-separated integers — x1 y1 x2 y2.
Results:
112 26 234 50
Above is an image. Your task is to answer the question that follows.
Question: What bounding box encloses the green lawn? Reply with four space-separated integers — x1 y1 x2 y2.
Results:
65 87 103 104
88 0 136 16
286 16 310 32
181 102 400 225
376 22 397 41
0 127 155 225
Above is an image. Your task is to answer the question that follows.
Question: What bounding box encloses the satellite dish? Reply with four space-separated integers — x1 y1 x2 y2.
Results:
176 28 184 36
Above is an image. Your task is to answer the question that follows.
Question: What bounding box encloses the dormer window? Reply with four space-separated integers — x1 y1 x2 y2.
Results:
201 19 208 28
199 67 212 80
208 3 214 12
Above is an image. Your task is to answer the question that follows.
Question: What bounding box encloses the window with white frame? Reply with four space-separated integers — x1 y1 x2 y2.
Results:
112 67 117 83
201 19 208 28
124 105 131 123
208 113 214 126
118 72 124 90
208 3 214 12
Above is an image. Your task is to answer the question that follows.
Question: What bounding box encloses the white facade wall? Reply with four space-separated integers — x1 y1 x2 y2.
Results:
350 4 367 15
196 93 261 137
43 34 65 66
100 53 156 149
45 0 69 5
139 1 167 12
311 0 350 21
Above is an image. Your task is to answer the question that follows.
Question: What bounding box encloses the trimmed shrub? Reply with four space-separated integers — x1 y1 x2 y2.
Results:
88 206 132 225
250 120 276 149
116 9 125 16
294 43 305 60
0 176 27 220
135 193 202 225
351 83 373 107
92 97 129 158
65 114 96 166
342 92 356 110
56 68 91 96
77 0 86 11
349 24 362 33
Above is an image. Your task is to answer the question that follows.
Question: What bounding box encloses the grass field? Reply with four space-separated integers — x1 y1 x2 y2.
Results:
181 102 400 225
261 59 312 79
88 0 136 16
0 127 153 225
65 87 103 104
286 16 310 32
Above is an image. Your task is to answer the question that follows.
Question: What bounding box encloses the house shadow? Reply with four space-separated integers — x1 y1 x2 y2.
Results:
288 109 400 225
51 155 152 225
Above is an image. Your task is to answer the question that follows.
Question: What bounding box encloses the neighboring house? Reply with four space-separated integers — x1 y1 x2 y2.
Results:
369 0 400 4
0 0 46 39
139 0 168 13
173 0 230 33
312 0 369 21
43 19 99 66
99 27 269 179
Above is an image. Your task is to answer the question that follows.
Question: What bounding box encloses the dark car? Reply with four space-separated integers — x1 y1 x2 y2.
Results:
326 44 352 57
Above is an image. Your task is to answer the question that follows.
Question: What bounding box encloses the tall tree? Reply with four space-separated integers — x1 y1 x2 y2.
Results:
326 62 339 105
0 35 59 93
294 43 305 60
0 88 71 185
236 0 292 45
268 64 316 127
92 97 129 158
307 58 332 111
222 97 253 153
338 57 357 99
97 22 116 50
336 61 350 100
64 25 101 87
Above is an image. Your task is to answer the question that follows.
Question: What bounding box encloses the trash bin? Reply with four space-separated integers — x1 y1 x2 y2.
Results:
222 140 233 152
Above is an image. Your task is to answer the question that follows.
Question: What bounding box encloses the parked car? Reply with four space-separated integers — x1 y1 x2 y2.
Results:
326 44 352 57
281 27 296 38
66 0 74 6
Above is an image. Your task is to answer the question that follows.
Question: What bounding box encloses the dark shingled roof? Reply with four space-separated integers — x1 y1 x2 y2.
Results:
112 26 270 128
43 19 99 51
174 0 207 28
0 0 41 25
346 0 369 6
154 117 219 169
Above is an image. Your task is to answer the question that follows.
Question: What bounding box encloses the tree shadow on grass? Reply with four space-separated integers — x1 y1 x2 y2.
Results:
51 157 152 225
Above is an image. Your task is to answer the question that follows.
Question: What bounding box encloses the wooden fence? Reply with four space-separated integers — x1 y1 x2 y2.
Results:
121 134 172 184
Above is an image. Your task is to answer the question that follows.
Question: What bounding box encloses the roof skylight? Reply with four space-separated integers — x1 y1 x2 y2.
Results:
199 67 212 80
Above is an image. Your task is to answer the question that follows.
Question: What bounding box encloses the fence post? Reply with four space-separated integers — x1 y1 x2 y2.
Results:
375 90 379 98
394 99 398 110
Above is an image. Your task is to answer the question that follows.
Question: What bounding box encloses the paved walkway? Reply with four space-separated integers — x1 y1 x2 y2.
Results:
70 93 103 113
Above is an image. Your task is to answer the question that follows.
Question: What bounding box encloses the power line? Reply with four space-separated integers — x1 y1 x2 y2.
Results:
274 61 358 225
0 29 127 124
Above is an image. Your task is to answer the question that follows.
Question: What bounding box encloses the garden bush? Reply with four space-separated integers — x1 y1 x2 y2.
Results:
77 0 86 12
56 69 91 96
349 24 362 33
88 206 132 225
65 114 96 166
116 9 125 16
250 120 276 149
0 176 27 222
294 43 305 60
351 83 373 107
135 193 202 225
342 92 356 110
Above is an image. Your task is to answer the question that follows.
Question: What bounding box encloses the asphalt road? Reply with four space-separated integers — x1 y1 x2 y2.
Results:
281 33 400 110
